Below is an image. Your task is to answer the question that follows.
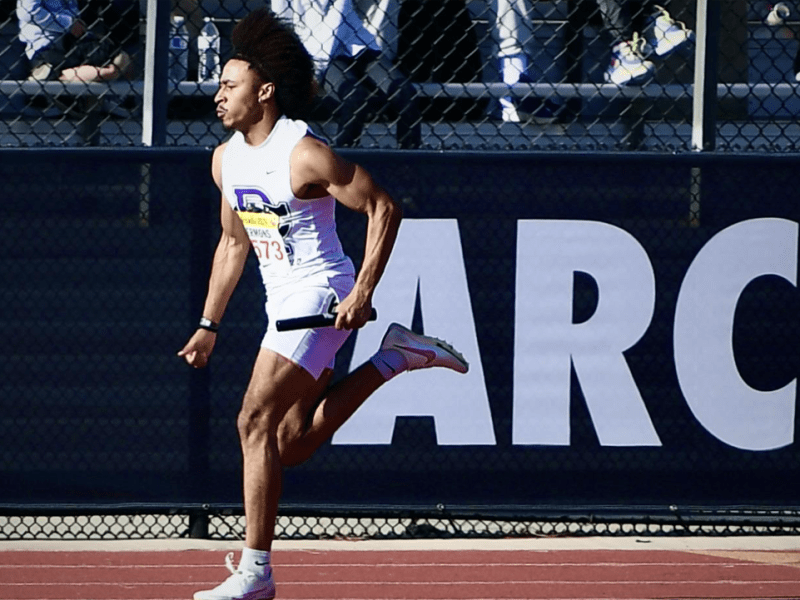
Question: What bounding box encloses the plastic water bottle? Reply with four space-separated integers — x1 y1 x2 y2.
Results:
198 17 221 82
168 15 189 88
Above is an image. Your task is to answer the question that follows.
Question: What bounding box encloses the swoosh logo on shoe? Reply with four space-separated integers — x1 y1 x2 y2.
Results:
396 345 436 364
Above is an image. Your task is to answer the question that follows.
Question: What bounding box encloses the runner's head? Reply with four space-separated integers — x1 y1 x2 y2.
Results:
226 8 316 120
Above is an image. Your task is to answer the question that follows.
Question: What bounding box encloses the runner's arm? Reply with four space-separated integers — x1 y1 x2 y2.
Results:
178 144 251 367
291 137 402 329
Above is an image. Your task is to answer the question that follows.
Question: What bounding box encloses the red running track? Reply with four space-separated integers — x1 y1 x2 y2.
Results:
1 548 800 600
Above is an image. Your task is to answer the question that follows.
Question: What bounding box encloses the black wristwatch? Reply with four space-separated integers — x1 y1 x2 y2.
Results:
198 317 219 333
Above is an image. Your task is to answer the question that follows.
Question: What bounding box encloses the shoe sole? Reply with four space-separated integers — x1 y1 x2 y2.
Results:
433 339 469 373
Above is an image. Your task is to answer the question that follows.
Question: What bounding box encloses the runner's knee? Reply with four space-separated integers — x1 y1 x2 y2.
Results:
276 416 311 467
237 399 281 445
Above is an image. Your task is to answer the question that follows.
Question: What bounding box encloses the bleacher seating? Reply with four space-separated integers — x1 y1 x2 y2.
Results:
3 2 800 149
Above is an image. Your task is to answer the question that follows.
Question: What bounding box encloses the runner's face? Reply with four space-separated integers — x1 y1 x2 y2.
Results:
214 59 264 131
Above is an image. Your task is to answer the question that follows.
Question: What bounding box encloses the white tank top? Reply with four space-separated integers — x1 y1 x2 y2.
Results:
220 117 355 292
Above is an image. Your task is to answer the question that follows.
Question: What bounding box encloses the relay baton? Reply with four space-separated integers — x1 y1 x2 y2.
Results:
275 308 377 331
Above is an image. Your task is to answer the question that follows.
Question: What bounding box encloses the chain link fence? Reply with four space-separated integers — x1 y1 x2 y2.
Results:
2 0 800 544
1 1 799 150
1 148 800 539
4 511 800 540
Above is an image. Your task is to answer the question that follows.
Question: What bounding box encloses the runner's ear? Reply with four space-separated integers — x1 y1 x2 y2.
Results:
258 81 275 104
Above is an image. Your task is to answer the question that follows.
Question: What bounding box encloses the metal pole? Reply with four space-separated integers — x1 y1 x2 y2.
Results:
691 0 721 151
142 0 170 146
140 0 170 226
188 166 214 522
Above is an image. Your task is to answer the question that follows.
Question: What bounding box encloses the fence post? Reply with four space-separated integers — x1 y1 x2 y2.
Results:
691 0 721 151
189 508 210 539
142 0 170 146
187 165 214 538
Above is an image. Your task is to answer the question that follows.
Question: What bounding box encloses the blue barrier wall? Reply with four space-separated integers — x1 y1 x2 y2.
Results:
1 149 798 517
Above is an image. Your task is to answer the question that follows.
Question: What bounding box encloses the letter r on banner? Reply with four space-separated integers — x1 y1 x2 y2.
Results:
513 220 661 446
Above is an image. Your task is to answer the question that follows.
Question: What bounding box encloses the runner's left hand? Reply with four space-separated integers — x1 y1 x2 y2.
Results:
333 293 373 330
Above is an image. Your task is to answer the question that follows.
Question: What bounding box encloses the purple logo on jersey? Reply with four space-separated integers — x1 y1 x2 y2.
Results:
233 187 271 212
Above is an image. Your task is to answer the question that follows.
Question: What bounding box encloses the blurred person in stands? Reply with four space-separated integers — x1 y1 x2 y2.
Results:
489 0 561 122
760 2 800 81
356 0 400 61
593 0 694 85
757 1 800 82
178 8 467 600
272 0 421 148
490 0 694 99
17 0 131 82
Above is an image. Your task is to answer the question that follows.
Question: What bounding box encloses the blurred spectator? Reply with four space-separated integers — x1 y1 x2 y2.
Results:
490 0 560 122
272 0 421 148
17 0 131 82
489 0 694 99
357 0 399 60
594 1 694 85
761 2 800 81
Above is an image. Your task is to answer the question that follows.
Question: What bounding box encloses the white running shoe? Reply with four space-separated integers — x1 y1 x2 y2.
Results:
194 553 275 600
500 96 521 123
604 34 655 86
646 5 695 57
380 323 469 374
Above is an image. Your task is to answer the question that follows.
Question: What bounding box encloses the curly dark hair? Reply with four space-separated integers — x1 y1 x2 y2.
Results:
230 8 316 119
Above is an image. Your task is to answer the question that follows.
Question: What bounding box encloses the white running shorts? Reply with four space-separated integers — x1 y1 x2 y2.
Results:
262 275 355 380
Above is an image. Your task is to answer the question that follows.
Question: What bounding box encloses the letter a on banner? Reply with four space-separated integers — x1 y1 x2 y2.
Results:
333 219 495 445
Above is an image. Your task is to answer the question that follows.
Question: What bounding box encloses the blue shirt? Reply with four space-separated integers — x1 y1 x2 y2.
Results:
271 0 380 77
17 0 80 60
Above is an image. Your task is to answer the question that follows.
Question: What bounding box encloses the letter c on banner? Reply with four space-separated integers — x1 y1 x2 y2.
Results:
674 218 798 451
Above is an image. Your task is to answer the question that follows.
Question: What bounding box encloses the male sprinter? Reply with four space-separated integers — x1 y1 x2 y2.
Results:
177 9 468 600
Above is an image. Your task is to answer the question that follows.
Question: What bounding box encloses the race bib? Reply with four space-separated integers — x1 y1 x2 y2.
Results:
239 212 290 273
